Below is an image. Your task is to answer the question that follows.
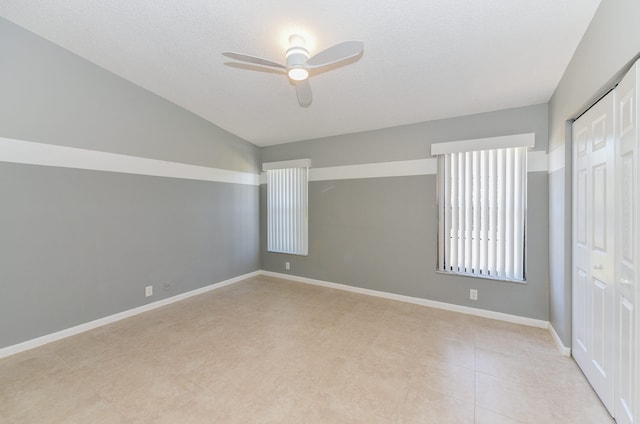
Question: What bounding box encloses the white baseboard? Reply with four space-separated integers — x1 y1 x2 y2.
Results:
0 271 259 359
2 270 568 360
548 323 572 356
260 271 549 329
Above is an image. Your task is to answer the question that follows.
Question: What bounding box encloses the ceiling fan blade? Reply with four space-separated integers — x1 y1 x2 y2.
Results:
225 62 286 75
222 52 287 70
305 41 364 69
295 80 312 107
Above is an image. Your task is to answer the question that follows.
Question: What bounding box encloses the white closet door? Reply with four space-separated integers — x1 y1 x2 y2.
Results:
614 61 638 424
572 90 616 414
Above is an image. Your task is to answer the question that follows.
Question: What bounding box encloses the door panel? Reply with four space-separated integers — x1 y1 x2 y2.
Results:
572 90 615 414
592 278 607 375
592 164 607 251
613 62 637 424
574 60 639 424
618 297 634 422
621 153 633 262
577 170 588 245
593 115 608 151
577 127 589 155
576 269 588 352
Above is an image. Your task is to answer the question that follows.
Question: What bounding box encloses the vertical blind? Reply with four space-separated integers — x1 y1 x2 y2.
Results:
437 147 527 281
266 167 309 255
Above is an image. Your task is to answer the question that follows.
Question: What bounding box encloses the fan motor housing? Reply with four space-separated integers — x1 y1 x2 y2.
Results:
286 46 309 67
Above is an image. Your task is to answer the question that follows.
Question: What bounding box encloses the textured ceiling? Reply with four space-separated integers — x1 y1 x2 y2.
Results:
0 0 600 146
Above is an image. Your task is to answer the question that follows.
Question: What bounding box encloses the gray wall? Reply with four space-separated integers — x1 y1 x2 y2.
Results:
0 17 259 173
0 164 258 347
547 0 640 346
0 18 260 348
262 104 550 321
263 104 548 166
548 168 571 343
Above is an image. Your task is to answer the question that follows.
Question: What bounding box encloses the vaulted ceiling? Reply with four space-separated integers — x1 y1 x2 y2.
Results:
1 0 601 146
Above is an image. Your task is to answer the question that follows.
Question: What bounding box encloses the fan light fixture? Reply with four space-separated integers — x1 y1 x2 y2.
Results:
288 67 309 81
286 35 310 81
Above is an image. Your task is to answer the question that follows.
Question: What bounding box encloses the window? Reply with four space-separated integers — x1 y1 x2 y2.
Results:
264 159 310 255
432 134 533 282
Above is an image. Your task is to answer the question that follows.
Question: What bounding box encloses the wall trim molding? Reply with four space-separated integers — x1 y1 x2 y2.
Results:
549 323 572 356
259 152 549 183
260 270 549 329
310 158 438 181
0 137 260 186
0 271 260 359
548 145 566 173
528 151 549 172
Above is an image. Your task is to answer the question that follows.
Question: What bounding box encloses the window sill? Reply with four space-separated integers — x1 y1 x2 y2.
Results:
266 250 308 256
435 269 527 284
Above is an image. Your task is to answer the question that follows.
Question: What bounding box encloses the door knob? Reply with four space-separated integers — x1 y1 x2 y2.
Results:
593 264 603 270
620 278 632 286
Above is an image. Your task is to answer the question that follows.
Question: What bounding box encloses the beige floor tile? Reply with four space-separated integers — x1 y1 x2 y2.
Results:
310 347 412 420
0 277 614 423
422 334 476 369
48 331 127 370
317 322 382 358
0 366 120 424
475 372 557 423
518 326 559 354
396 387 474 423
475 406 525 424
100 372 201 423
409 357 476 403
324 375 408 421
51 398 129 424
279 389 392 424
0 347 68 386
475 347 539 386
431 309 477 340
383 299 437 324
426 321 476 346
474 322 532 356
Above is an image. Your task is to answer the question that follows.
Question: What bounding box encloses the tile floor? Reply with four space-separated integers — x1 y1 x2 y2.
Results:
0 276 613 423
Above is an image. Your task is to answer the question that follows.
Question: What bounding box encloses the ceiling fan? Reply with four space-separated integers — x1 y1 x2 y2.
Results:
223 35 364 107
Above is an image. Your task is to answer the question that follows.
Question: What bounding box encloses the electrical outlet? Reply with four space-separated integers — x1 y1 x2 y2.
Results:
285 262 290 271
145 285 153 297
164 282 171 292
470 289 478 300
